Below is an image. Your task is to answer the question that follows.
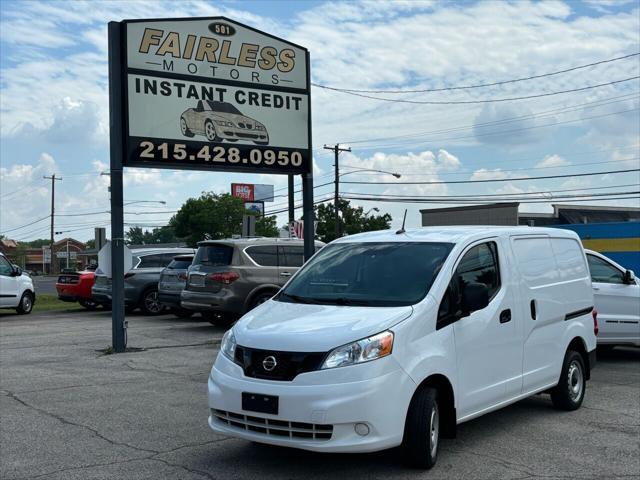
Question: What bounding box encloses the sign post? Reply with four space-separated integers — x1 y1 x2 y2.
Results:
108 16 314 351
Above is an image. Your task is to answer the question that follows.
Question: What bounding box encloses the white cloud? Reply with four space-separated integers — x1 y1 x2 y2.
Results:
470 168 510 181
536 154 570 168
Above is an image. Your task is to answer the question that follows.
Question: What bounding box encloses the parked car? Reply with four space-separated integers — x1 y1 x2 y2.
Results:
92 248 194 315
180 100 269 144
585 249 639 348
56 270 102 310
182 238 323 325
208 227 597 469
0 253 35 314
158 254 194 317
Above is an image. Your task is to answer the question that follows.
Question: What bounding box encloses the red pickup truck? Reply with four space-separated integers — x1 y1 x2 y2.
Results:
56 270 103 310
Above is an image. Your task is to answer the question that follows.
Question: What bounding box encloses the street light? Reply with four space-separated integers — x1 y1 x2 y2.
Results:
364 207 380 217
335 169 400 238
123 200 167 206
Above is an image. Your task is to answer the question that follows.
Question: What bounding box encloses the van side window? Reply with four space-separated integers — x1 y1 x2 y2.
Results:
437 242 500 329
587 254 624 284
0 256 13 276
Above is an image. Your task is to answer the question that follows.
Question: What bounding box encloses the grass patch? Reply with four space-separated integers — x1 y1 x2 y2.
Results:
33 294 85 314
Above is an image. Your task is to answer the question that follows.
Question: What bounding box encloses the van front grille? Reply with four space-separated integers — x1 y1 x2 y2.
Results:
234 346 326 381
212 409 333 441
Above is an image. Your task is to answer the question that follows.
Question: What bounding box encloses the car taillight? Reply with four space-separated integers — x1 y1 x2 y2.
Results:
592 309 599 336
124 272 135 279
208 271 240 284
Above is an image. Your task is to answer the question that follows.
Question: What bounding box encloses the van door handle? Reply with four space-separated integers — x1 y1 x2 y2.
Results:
280 272 292 277
500 309 512 324
592 286 600 291
530 300 537 320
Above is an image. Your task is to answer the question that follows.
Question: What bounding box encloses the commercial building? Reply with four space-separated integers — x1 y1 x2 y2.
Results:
420 203 640 271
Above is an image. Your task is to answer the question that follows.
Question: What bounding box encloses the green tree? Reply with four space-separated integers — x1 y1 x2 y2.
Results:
125 225 179 245
315 199 392 243
256 215 279 237
169 192 278 246
85 239 96 249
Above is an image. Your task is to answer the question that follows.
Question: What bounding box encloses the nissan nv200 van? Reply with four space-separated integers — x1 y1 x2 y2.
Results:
207 227 597 469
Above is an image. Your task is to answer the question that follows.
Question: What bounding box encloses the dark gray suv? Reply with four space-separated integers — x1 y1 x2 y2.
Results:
92 247 194 315
181 238 323 324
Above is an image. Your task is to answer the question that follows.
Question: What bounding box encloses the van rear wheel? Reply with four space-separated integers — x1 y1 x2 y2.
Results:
551 350 585 411
402 387 439 469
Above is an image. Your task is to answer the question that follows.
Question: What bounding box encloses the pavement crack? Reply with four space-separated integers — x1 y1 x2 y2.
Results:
5 390 159 456
150 457 217 480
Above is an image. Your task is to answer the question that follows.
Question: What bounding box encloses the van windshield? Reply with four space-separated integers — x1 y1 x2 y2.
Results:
276 242 453 307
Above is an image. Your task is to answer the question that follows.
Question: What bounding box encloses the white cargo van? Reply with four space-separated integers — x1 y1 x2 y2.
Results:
208 227 597 469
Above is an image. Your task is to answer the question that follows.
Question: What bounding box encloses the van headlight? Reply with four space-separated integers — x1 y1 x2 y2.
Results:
321 331 394 369
220 330 237 361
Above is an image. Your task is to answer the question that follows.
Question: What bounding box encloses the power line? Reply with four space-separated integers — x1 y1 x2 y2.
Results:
341 168 640 185
312 52 640 94
0 215 50 234
313 76 640 105
342 192 640 204
346 107 640 151
341 93 639 145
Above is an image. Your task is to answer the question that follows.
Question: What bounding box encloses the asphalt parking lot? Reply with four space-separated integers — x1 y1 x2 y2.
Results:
1 310 639 480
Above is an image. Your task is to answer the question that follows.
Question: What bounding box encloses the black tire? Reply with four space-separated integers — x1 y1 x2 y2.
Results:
550 350 586 411
79 299 99 310
180 117 194 137
204 120 217 141
139 289 164 316
402 387 440 469
173 308 193 319
16 291 34 315
248 291 276 311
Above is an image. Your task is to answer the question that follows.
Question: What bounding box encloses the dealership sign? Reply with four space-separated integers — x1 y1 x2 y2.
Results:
115 17 310 174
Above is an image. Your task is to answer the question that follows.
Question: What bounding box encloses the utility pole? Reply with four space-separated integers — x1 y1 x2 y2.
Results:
323 144 351 239
43 174 62 274
287 175 295 236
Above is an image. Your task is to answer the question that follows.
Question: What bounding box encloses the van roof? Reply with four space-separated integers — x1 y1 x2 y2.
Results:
334 226 579 244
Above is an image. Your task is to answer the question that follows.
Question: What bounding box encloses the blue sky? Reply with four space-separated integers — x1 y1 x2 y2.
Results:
1 0 639 242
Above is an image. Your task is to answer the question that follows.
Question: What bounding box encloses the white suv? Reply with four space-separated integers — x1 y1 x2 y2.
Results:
585 249 640 348
0 253 35 314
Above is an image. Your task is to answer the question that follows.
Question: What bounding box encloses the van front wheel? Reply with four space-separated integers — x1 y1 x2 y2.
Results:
402 387 439 469
551 350 585 411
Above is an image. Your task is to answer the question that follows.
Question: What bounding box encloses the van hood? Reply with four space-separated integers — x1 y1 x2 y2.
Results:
233 299 413 352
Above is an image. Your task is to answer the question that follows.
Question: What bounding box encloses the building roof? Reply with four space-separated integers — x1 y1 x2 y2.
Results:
419 202 519 214
0 239 18 249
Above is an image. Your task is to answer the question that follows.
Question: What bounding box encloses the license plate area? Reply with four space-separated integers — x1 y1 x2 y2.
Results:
242 392 279 415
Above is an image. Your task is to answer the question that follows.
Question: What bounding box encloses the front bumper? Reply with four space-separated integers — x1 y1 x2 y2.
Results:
207 353 416 453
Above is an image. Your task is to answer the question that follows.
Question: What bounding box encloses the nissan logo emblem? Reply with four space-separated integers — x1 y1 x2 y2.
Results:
262 356 277 372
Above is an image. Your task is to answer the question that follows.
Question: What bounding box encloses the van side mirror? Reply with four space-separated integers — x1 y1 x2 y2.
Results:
11 265 22 277
461 283 489 316
623 269 635 284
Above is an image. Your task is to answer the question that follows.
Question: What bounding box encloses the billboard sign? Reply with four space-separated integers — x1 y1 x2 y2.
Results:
231 182 254 201
231 182 274 202
117 17 310 175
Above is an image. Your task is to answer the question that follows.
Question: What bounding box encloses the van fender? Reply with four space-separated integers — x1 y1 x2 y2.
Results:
243 284 281 312
562 322 594 380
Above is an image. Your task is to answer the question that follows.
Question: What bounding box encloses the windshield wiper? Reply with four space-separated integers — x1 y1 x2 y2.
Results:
279 292 317 304
306 297 373 306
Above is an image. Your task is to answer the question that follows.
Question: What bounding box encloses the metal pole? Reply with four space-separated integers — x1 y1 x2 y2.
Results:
108 21 126 353
43 174 62 274
288 175 295 235
302 172 315 260
66 240 69 269
324 144 351 240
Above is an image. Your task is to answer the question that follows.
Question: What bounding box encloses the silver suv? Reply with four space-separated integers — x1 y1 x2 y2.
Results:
158 254 194 318
181 238 323 325
92 247 194 315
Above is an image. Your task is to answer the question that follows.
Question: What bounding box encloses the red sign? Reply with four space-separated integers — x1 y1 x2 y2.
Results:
231 183 254 201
